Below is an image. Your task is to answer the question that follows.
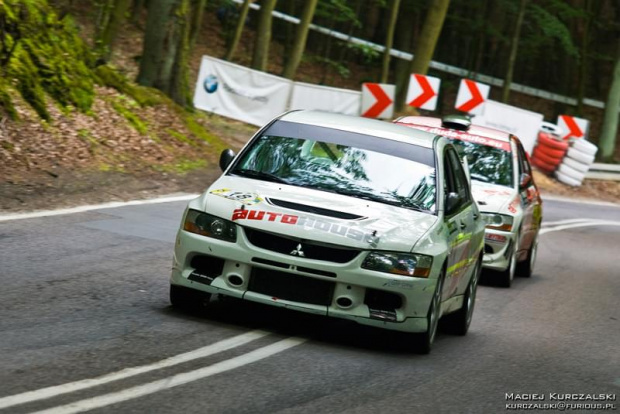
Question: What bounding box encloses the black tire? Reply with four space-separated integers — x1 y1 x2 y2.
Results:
443 257 481 336
517 233 538 278
170 284 211 313
498 239 518 288
415 270 445 354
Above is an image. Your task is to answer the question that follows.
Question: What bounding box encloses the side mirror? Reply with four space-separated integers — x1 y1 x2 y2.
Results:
519 173 531 189
446 192 461 214
219 149 236 172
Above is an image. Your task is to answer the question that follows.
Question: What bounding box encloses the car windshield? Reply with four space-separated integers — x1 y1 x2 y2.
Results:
447 139 513 187
230 123 437 213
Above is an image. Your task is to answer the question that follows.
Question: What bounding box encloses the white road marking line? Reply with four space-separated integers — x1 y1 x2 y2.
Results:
541 218 601 227
32 337 306 414
0 330 268 410
540 221 620 235
542 195 620 208
0 194 200 222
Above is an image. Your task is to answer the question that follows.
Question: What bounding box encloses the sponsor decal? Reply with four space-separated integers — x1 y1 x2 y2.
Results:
221 81 268 103
412 125 511 151
485 233 507 243
210 189 263 205
508 196 520 213
383 280 414 289
231 208 380 247
476 188 512 196
203 74 218 94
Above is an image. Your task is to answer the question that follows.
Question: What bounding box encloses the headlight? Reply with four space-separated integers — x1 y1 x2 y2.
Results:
362 252 433 278
481 213 514 231
183 209 237 242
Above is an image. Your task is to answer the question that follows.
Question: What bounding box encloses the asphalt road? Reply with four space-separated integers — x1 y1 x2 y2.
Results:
1 197 619 414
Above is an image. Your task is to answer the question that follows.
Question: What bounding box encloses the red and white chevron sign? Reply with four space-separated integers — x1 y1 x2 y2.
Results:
557 115 589 140
407 74 440 111
361 83 394 119
455 79 490 114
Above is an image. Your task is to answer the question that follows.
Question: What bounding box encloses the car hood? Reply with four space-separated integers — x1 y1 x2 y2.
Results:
471 181 516 213
195 175 439 252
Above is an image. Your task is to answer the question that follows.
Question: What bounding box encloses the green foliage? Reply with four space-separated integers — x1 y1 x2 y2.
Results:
307 55 351 79
0 78 18 119
94 65 165 107
315 0 361 27
110 99 148 135
0 0 95 120
166 128 196 146
346 42 380 65
528 3 578 57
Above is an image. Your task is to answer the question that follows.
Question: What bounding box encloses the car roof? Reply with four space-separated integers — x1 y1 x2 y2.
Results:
396 116 512 143
279 110 437 149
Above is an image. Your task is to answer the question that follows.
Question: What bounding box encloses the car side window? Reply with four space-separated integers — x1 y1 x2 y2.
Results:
517 142 531 176
514 139 532 186
447 148 472 205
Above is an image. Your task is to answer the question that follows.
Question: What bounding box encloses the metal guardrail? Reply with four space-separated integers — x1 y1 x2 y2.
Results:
586 164 620 181
235 0 614 110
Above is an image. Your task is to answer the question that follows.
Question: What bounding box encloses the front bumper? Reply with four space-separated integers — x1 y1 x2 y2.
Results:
170 227 437 333
482 229 516 271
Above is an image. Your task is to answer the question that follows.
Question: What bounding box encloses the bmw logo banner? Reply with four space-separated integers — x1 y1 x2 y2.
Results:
192 56 361 127
193 56 294 127
203 75 218 94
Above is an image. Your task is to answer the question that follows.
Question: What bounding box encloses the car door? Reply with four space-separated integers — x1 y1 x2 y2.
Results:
443 147 477 297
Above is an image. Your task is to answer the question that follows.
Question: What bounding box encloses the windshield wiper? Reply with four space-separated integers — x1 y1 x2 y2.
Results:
231 169 290 184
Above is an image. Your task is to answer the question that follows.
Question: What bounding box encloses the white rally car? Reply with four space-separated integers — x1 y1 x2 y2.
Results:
170 110 485 352
395 115 543 288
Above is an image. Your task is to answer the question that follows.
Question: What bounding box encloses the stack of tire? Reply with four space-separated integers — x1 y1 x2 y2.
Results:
530 131 568 174
555 139 598 187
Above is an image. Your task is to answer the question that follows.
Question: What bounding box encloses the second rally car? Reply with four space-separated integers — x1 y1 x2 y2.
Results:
395 115 543 288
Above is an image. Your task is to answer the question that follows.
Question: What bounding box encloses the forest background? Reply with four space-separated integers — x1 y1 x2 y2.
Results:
0 0 619 211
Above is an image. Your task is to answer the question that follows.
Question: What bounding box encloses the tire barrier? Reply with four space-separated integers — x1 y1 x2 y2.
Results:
536 132 569 150
562 156 590 173
531 155 557 173
565 147 595 165
530 132 569 174
554 139 598 187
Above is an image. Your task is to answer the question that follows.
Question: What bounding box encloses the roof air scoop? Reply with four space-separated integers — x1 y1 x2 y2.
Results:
442 115 471 131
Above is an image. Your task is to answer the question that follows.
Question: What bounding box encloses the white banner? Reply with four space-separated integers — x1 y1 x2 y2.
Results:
471 100 543 154
193 56 294 126
289 82 361 116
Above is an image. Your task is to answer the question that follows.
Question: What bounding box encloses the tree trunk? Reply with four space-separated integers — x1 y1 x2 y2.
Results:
397 0 451 111
380 0 401 83
251 0 277 71
95 0 132 62
225 0 252 61
394 0 418 112
282 0 318 79
137 0 193 107
501 0 528 103
131 0 146 26
598 41 620 161
576 0 593 116
189 0 207 50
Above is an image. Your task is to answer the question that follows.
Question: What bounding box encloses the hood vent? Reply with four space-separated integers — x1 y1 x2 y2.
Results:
266 198 365 220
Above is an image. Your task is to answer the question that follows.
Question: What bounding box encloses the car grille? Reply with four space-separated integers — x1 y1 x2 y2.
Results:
244 228 360 263
248 267 334 306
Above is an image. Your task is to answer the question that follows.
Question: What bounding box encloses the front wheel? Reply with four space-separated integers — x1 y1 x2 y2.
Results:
444 257 481 336
498 239 518 288
415 270 444 354
517 234 538 278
